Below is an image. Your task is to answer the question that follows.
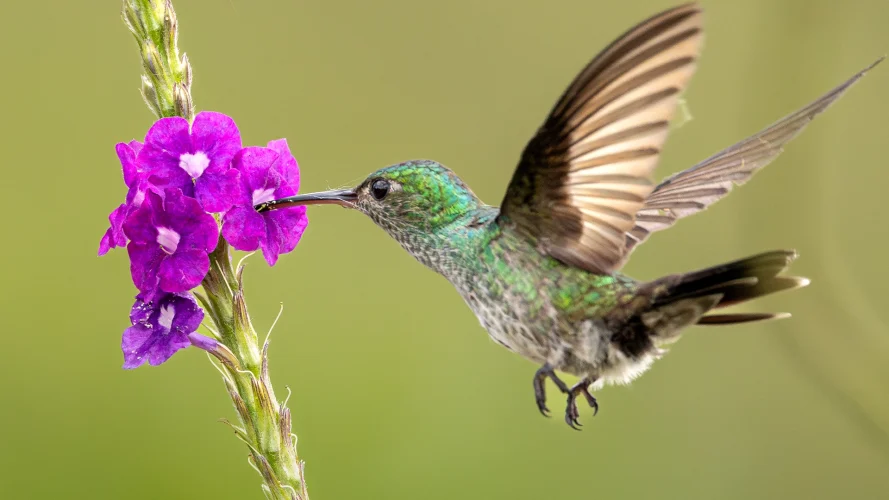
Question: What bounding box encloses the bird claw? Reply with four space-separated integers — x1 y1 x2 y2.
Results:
533 365 599 429
563 379 599 430
536 395 551 417
533 364 561 418
565 397 583 430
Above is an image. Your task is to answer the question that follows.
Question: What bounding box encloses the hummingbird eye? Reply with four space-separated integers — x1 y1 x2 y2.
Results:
371 179 390 200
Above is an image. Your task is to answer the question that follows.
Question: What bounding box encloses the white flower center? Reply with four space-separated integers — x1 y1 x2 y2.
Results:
133 188 146 206
252 187 277 206
179 151 210 179
157 304 175 333
156 226 181 254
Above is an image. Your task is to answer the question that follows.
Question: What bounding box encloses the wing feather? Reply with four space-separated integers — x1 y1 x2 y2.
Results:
498 3 704 274
625 57 884 252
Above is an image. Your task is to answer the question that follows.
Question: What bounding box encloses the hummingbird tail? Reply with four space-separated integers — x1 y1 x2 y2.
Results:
653 250 809 325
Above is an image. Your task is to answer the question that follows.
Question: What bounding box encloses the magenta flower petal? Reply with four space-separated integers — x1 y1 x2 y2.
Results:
222 206 266 251
122 292 204 369
140 116 192 167
123 188 219 298
191 111 242 170
267 139 300 191
159 249 210 292
98 204 128 256
98 141 148 255
117 142 141 186
126 242 163 298
137 111 243 213
222 141 310 265
262 207 308 265
160 189 219 252
196 169 241 213
122 190 163 243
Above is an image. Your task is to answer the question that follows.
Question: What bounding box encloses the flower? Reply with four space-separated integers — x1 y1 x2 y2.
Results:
98 141 148 255
99 203 130 256
222 139 309 265
124 188 219 297
122 291 205 368
138 111 242 213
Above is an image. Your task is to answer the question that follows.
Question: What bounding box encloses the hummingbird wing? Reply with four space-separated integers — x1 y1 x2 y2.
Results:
498 3 703 274
624 57 883 254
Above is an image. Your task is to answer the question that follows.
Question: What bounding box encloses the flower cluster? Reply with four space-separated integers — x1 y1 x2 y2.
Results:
100 111 308 368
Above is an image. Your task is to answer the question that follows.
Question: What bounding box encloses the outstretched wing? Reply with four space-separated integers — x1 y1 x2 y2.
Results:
625 57 884 254
498 3 704 274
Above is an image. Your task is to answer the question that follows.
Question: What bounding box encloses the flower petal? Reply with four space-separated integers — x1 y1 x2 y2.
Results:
162 189 219 253
121 323 154 369
140 116 191 169
191 111 242 173
122 191 162 244
168 293 204 333
261 206 309 266
158 249 210 292
195 169 241 213
233 147 280 189
98 203 128 256
127 241 164 297
222 205 266 251
267 139 300 194
146 165 194 197
130 293 155 324
147 332 192 366
128 140 144 156
122 292 203 369
125 178 159 207
116 142 142 187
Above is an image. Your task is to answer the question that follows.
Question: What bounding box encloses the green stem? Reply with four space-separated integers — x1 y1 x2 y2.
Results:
122 1 308 498
203 242 306 499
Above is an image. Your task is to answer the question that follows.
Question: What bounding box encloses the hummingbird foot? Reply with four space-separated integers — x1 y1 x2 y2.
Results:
564 378 598 430
533 364 571 417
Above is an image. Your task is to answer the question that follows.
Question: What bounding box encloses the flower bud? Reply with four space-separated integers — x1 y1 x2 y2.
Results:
140 75 162 118
173 83 193 121
162 0 179 64
181 53 193 88
122 0 148 39
141 41 164 80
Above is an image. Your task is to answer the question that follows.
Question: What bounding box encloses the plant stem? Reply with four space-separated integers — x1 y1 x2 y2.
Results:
122 1 308 498
202 240 308 500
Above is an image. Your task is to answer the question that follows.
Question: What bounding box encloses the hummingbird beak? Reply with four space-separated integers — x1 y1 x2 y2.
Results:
255 189 358 212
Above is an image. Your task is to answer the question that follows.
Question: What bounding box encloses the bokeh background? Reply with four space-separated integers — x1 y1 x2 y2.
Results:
2 0 888 498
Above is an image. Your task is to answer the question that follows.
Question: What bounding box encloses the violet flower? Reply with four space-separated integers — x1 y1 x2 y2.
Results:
223 139 309 265
113 1 309 497
123 188 219 298
122 291 205 368
98 140 148 255
138 111 242 213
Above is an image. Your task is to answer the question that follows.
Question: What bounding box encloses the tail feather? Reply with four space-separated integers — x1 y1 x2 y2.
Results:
696 312 791 325
651 250 808 326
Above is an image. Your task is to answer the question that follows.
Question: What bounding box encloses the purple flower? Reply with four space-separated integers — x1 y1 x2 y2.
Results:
222 139 309 265
123 188 219 298
122 292 204 368
99 141 149 256
99 203 129 256
138 111 242 213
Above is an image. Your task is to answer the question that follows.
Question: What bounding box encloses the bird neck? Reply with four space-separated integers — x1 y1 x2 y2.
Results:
393 206 500 278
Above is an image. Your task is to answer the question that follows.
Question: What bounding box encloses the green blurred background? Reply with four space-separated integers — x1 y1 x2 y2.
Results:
2 0 888 498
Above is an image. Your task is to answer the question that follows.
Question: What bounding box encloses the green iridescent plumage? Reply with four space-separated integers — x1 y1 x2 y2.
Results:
258 3 879 428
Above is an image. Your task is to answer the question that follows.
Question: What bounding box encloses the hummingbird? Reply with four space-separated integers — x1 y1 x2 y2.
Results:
257 3 881 428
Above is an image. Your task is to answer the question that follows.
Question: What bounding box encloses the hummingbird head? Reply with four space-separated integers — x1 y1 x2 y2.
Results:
257 160 485 241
